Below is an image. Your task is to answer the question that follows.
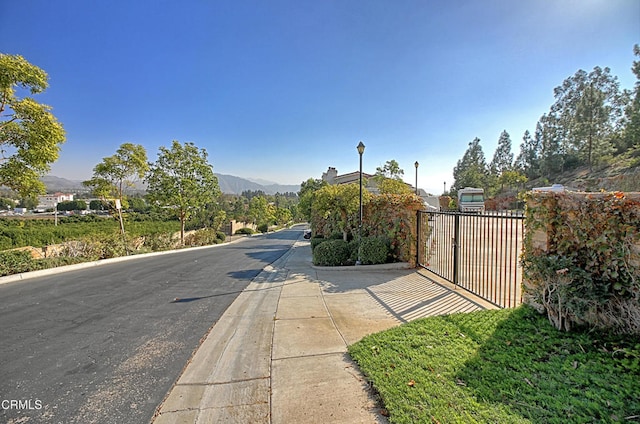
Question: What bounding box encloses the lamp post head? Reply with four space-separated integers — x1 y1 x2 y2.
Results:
415 161 419 169
357 141 365 155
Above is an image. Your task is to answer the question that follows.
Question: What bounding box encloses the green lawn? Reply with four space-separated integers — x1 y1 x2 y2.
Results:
348 306 640 424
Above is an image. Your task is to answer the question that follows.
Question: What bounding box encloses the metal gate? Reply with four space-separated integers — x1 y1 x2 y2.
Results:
417 210 525 308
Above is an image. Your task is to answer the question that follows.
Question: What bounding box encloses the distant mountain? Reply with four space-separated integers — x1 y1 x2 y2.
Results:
41 176 86 191
215 174 300 195
41 174 300 196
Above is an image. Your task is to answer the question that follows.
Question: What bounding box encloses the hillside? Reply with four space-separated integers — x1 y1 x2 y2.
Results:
41 174 300 195
215 174 300 194
528 152 640 192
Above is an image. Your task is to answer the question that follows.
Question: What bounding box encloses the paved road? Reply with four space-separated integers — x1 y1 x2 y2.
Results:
0 228 302 424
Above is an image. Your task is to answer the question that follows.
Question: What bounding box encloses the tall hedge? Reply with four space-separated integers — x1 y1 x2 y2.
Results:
522 191 640 335
311 192 424 265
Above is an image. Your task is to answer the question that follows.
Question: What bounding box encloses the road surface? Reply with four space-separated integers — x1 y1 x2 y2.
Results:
0 228 302 424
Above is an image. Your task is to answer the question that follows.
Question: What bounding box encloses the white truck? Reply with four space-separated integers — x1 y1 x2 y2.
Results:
457 187 485 213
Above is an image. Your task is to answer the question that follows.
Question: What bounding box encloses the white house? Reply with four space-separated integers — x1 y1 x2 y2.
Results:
35 192 74 211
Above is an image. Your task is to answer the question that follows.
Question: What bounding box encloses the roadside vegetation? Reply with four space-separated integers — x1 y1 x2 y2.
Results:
349 305 640 424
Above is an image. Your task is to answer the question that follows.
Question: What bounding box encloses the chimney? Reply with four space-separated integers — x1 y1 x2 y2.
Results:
322 167 338 184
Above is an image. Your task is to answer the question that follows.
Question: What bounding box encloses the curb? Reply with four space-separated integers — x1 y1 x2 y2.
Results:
311 262 412 271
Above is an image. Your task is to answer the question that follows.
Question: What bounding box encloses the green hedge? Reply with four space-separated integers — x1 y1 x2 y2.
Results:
358 236 390 265
310 236 327 251
312 236 389 266
235 227 255 235
312 239 352 266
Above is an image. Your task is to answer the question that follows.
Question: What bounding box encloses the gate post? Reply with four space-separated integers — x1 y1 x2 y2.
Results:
453 212 460 285
416 210 421 267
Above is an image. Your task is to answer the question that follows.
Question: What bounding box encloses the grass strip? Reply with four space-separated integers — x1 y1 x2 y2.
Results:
348 306 640 424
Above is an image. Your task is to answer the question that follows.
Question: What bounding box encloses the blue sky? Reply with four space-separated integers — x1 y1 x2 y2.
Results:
1 0 638 194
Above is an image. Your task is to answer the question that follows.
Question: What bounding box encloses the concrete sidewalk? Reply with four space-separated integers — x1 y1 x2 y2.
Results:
152 239 495 423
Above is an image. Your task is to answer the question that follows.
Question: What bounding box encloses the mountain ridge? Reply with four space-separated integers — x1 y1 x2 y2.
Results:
41 174 301 195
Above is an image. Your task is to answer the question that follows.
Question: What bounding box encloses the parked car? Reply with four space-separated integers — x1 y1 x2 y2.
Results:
303 229 311 239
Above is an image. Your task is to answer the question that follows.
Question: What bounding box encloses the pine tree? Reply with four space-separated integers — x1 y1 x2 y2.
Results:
453 138 488 192
515 129 542 179
623 44 640 151
549 66 624 168
490 130 514 175
538 114 565 177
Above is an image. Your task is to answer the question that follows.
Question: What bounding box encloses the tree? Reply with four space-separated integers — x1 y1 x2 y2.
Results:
374 159 411 195
375 160 404 180
549 66 624 168
89 199 105 211
146 141 221 245
452 138 488 192
515 129 541 179
248 195 274 227
83 142 148 208
57 200 87 211
538 113 565 176
297 178 327 222
623 44 640 151
313 183 370 241
274 206 293 226
497 170 528 192
377 178 413 195
0 197 15 210
0 54 66 197
487 131 514 195
489 131 514 175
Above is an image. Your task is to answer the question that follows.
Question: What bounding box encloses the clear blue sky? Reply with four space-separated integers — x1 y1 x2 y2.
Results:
1 0 638 194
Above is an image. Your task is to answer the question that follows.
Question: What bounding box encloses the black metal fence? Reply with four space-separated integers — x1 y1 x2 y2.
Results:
417 210 525 308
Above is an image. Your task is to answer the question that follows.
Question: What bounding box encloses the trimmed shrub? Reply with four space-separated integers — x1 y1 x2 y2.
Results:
235 227 255 235
310 236 327 251
359 236 390 265
216 231 226 242
312 239 351 266
257 223 269 233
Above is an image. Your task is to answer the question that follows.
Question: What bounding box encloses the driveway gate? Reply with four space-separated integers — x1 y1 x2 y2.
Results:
417 210 525 308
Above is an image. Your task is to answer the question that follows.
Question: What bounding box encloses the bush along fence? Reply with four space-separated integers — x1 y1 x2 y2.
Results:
310 192 425 267
522 191 640 336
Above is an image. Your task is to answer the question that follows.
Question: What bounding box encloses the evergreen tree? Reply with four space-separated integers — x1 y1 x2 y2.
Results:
515 129 541 179
453 138 488 192
538 114 565 177
623 44 640 151
549 66 624 168
490 130 514 175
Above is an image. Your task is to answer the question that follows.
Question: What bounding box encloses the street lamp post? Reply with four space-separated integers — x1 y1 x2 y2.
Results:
414 161 419 195
357 141 365 266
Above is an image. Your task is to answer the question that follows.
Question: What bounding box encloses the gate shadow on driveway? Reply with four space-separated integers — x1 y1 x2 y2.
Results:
314 268 497 324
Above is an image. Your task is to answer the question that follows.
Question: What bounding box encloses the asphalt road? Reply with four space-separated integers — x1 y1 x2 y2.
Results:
0 227 302 424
